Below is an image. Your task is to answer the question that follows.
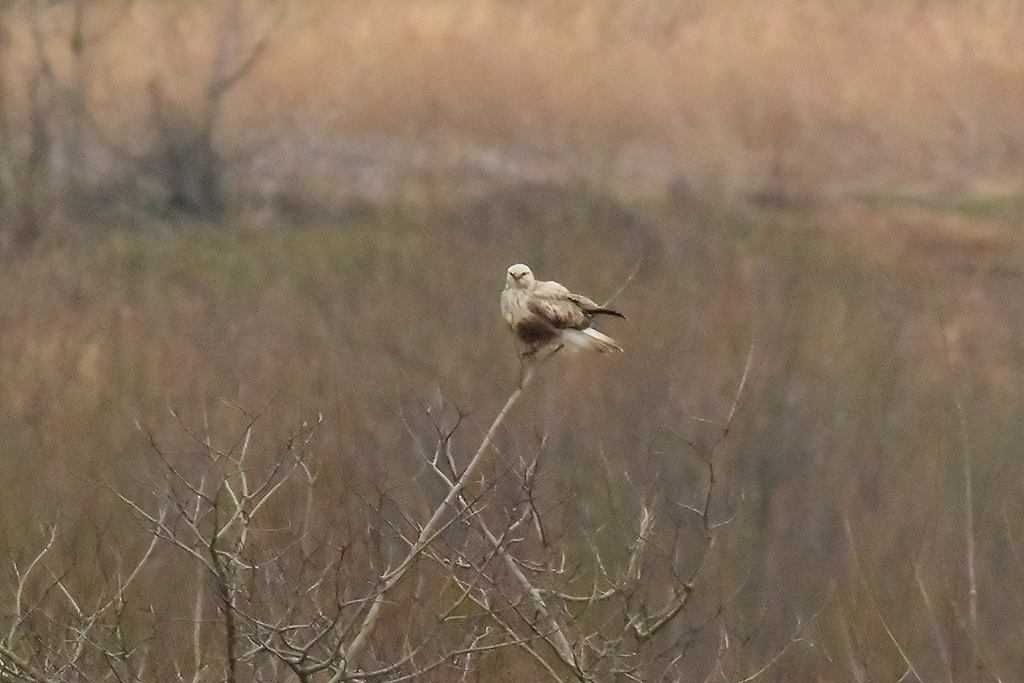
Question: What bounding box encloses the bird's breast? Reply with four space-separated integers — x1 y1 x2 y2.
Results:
500 288 531 324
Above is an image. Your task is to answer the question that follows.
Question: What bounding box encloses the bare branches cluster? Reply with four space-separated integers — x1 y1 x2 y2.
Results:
0 355 781 683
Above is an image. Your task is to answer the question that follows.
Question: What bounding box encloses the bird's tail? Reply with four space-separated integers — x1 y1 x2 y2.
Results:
590 307 625 319
562 327 623 353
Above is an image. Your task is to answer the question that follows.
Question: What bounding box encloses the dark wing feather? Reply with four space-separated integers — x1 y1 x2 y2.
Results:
529 278 624 330
568 295 625 319
526 296 587 330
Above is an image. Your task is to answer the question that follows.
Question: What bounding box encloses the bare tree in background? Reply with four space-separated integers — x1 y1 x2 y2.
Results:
0 0 56 251
0 0 289 247
128 0 286 219
0 0 134 251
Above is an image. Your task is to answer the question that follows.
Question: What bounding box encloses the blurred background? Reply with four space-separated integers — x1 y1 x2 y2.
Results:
2 0 1024 680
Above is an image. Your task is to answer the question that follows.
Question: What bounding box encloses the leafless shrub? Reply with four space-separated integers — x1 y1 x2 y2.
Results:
0 342 790 682
0 518 160 682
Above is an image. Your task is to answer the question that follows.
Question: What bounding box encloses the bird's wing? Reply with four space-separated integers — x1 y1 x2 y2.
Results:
570 292 625 319
528 280 588 329
567 292 601 310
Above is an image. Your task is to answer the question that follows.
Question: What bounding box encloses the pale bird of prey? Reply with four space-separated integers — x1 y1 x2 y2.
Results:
501 263 624 356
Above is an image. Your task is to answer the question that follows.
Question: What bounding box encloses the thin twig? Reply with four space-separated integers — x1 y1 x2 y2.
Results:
934 296 978 681
343 364 536 673
844 518 922 682
601 256 643 308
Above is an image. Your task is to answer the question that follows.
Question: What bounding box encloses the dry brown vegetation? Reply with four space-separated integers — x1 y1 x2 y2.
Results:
4 0 1024 208
2 0 1024 681
3 188 1024 680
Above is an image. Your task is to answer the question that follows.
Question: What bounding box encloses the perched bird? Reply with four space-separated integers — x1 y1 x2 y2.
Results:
501 263 624 356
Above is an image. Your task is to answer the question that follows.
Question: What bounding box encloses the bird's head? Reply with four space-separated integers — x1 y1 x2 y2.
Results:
506 263 535 289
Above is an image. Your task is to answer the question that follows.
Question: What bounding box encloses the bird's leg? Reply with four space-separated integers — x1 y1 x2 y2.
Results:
517 343 562 385
538 343 564 363
517 353 535 387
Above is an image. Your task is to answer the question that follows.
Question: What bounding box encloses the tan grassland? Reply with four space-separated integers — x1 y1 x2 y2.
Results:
5 0 1024 196
2 1 1024 680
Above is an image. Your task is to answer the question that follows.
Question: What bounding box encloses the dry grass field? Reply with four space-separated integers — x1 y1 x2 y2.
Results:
1 1 1024 681
3 0 1024 200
